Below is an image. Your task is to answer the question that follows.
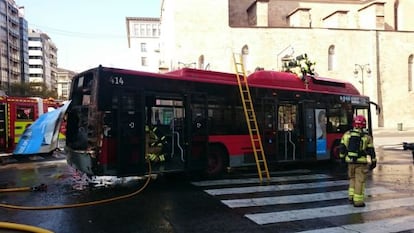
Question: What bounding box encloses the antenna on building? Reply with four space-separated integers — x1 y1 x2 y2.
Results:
277 45 294 71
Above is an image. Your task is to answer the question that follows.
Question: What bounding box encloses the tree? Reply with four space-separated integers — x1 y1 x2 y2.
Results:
8 82 58 99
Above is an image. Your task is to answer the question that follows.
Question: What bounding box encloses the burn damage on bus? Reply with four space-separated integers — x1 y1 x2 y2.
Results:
65 70 105 175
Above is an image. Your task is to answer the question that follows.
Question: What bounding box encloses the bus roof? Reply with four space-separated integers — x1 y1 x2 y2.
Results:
98 66 361 96
166 68 360 96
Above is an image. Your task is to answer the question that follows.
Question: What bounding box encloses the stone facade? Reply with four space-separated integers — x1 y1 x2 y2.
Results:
159 0 414 129
56 68 76 100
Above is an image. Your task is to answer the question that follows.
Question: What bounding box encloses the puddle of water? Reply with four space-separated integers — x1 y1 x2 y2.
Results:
68 166 146 190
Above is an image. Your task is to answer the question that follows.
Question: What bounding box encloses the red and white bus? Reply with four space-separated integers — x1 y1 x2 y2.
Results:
0 96 61 154
64 66 376 177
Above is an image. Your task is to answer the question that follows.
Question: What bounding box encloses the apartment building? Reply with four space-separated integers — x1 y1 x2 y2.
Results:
158 0 414 129
126 17 161 72
28 29 58 92
18 6 28 83
0 0 22 92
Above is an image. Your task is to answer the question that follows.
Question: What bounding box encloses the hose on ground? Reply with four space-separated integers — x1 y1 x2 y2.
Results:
0 161 152 210
0 221 53 233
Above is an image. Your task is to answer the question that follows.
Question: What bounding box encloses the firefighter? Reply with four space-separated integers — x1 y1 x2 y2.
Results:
145 125 166 163
339 115 376 207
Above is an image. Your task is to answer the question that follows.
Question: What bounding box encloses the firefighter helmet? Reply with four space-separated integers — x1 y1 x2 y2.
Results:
353 115 367 129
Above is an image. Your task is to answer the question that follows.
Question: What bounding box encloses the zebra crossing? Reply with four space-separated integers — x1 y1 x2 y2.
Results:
191 169 414 232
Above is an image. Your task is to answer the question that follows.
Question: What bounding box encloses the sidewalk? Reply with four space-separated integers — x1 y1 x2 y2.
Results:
373 127 414 147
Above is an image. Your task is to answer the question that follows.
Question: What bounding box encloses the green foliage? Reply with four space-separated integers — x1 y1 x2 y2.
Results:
7 82 58 99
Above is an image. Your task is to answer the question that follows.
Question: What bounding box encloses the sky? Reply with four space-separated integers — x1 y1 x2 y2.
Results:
15 0 161 72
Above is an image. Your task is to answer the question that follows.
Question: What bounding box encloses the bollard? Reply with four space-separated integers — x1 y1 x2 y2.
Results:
397 123 403 131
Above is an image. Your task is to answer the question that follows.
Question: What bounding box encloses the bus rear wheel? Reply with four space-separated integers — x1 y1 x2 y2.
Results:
330 141 341 163
205 145 228 178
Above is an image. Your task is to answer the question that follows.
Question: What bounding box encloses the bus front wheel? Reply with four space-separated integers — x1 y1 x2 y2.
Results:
205 145 228 178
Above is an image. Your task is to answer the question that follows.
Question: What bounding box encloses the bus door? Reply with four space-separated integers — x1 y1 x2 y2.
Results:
303 104 316 159
188 93 208 172
315 108 329 160
146 93 187 172
276 103 299 161
115 89 145 176
0 102 6 152
262 98 277 162
302 103 329 160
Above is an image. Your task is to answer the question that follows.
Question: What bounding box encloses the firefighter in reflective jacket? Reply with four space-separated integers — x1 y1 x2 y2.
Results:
339 115 376 207
145 125 166 162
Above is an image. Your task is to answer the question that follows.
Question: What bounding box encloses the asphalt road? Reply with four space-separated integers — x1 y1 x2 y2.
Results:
1 135 414 233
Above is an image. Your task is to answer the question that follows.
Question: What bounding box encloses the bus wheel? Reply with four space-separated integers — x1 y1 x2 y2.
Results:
330 142 341 163
205 145 228 178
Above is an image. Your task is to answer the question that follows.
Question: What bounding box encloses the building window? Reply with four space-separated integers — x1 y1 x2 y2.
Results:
328 45 335 71
409 54 413 92
133 24 140 36
140 24 145 36
141 43 147 52
152 24 158 37
141 57 148 66
146 24 151 37
241 44 249 73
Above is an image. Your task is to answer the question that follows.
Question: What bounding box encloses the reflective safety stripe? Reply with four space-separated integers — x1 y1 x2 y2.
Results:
146 153 166 162
348 187 354 197
345 156 368 163
159 154 165 162
353 193 364 203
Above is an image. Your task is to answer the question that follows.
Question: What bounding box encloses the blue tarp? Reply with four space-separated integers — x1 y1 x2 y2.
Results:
13 101 71 155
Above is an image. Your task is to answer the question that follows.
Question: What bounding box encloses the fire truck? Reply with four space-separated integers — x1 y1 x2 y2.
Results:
0 96 61 154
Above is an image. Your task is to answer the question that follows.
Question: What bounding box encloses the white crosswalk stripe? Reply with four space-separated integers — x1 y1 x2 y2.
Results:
191 173 331 186
223 186 394 208
298 215 414 233
192 172 414 232
246 196 414 225
205 180 349 195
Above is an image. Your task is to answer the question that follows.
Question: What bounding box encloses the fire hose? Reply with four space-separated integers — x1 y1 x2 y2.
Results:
0 161 153 232
0 222 53 233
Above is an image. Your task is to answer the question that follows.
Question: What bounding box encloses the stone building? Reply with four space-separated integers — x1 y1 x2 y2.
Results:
56 68 76 100
158 0 414 129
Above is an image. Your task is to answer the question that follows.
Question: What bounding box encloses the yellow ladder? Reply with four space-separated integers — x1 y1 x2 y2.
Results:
232 53 270 183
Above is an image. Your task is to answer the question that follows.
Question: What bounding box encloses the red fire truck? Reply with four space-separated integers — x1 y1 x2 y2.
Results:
0 96 60 154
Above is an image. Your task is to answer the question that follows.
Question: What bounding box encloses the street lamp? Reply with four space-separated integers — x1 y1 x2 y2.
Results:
178 62 196 69
353 64 371 95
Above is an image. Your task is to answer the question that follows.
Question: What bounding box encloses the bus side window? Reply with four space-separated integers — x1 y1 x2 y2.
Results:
326 120 334 132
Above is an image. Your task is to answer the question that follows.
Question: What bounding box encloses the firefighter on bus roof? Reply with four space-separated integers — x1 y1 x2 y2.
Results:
339 115 376 207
